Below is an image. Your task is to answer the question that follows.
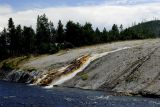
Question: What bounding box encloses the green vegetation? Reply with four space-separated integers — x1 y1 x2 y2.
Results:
1 62 14 70
129 20 160 38
81 73 89 81
0 14 159 60
0 56 29 70
24 67 37 72
120 20 159 40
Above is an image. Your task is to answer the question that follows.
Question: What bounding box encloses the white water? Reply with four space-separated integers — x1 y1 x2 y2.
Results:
45 47 131 88
34 74 48 85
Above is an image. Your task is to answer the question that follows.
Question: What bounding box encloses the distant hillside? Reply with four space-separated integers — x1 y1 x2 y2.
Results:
129 20 160 37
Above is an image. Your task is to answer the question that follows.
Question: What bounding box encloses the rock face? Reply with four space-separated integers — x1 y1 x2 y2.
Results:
61 42 160 96
37 55 90 86
1 39 160 97
0 70 39 83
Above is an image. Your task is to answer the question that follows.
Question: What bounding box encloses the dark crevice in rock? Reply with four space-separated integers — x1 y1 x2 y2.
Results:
99 47 159 91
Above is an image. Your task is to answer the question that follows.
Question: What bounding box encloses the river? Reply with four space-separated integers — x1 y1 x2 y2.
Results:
0 81 160 107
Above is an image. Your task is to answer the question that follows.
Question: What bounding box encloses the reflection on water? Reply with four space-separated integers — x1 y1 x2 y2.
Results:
0 81 160 107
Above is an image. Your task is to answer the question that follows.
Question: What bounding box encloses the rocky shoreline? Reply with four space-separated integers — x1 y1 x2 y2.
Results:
1 39 160 98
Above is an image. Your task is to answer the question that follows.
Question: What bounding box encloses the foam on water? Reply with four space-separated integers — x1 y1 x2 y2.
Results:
34 74 48 85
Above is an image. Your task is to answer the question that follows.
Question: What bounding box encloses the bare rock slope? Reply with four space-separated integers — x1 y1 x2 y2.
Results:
61 39 160 96
1 39 160 97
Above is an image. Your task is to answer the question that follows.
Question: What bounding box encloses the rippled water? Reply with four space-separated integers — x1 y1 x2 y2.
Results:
0 81 160 107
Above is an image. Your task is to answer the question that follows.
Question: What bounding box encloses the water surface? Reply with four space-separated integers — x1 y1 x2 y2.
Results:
0 81 160 107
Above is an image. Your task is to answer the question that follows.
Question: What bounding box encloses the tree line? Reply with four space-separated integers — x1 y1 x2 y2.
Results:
0 14 156 60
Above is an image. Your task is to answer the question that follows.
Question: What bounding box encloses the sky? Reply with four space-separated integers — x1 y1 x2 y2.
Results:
0 0 160 31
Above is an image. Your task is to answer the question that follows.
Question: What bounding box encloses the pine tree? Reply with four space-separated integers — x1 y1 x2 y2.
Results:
0 28 8 59
110 24 119 41
8 18 16 55
36 14 50 53
119 24 123 32
0 15 158 60
102 27 108 42
56 20 64 43
23 26 35 53
15 25 23 54
49 21 56 44
82 22 94 45
65 21 83 46
94 27 101 43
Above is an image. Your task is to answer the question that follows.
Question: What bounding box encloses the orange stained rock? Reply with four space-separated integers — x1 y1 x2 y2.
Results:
37 54 90 86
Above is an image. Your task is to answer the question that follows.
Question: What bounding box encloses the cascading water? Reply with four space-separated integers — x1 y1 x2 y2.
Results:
35 47 131 88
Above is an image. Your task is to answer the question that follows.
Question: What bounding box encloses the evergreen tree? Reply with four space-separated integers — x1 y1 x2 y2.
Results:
49 21 56 44
102 28 108 42
56 20 64 43
15 25 23 54
119 24 123 32
8 18 16 55
23 26 35 53
36 14 50 53
82 22 94 45
0 28 8 59
94 27 101 43
0 15 158 60
109 24 119 41
48 21 59 53
65 21 84 46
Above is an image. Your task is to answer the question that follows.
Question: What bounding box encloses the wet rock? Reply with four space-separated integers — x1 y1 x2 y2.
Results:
0 69 40 84
61 43 160 97
1 39 160 97
138 91 160 98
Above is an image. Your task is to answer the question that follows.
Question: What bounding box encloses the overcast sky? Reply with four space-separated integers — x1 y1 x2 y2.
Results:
0 0 160 31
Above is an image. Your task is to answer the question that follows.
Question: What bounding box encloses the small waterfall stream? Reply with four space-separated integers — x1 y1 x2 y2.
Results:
35 47 131 88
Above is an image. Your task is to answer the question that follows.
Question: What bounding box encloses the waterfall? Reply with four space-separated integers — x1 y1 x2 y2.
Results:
41 47 131 88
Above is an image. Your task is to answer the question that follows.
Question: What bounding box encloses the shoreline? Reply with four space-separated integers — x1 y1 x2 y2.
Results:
1 39 160 99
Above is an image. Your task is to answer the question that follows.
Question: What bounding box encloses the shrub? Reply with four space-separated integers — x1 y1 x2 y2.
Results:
63 42 74 49
81 73 88 80
25 68 37 72
49 43 59 54
1 62 14 70
40 43 50 53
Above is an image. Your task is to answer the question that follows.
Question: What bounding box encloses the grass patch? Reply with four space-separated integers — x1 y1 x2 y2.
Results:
24 67 37 72
125 75 138 83
125 77 134 83
1 62 14 70
0 56 30 70
81 73 88 81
